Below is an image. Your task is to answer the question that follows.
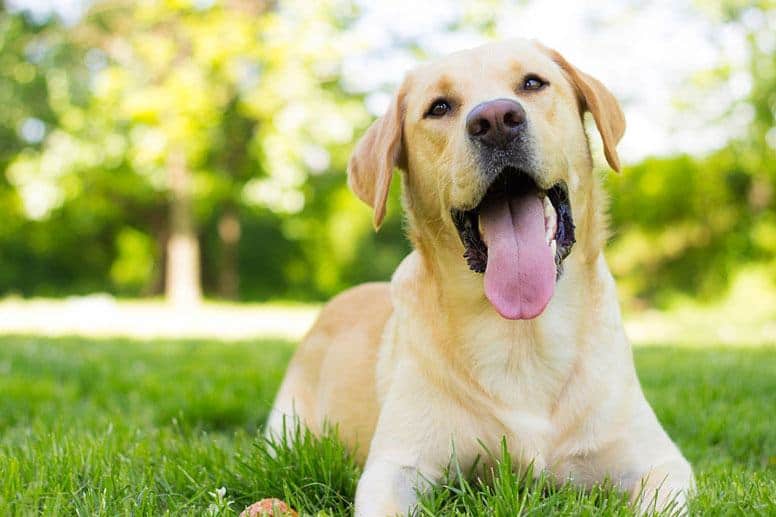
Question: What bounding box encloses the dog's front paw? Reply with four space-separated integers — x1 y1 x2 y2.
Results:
355 461 432 517
631 457 695 515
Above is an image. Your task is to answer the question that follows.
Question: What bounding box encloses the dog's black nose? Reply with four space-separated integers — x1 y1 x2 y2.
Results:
466 99 526 147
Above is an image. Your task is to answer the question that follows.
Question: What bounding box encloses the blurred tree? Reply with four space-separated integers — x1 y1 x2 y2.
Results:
71 0 274 306
4 0 376 303
0 5 110 295
0 6 53 173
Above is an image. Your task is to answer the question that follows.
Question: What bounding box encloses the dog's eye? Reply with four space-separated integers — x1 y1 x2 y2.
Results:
425 99 452 118
522 75 548 91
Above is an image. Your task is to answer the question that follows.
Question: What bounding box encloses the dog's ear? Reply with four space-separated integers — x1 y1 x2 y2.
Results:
347 86 406 229
539 44 626 172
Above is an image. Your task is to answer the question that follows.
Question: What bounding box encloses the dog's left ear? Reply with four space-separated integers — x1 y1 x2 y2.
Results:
539 44 626 172
347 85 407 230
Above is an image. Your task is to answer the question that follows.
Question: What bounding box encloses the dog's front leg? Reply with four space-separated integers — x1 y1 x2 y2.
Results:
353 362 453 517
355 458 435 517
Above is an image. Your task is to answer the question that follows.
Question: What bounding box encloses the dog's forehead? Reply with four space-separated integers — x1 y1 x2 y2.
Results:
408 39 557 95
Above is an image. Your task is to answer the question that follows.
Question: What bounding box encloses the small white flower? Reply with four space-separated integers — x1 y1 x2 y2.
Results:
206 487 234 516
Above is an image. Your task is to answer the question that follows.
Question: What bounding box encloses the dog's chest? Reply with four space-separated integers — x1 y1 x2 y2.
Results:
456 315 580 463
460 311 577 402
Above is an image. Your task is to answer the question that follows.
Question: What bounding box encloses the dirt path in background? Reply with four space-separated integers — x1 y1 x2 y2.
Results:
0 296 319 341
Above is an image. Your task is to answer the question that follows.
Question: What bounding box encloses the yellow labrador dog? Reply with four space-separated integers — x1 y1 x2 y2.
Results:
267 39 694 515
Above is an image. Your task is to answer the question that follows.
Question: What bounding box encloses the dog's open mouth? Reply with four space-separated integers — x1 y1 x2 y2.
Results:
451 168 575 320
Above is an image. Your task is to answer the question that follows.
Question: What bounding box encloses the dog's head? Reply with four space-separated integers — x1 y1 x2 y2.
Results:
348 39 625 320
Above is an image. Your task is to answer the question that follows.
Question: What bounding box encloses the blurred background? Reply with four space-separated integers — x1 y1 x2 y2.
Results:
0 0 773 345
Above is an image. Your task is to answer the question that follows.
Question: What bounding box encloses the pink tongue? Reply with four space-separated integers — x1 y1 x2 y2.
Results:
479 194 556 320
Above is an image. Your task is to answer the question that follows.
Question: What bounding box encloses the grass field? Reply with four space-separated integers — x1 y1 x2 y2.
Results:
0 335 774 515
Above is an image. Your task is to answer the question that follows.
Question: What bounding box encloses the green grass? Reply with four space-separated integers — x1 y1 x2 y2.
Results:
0 336 773 515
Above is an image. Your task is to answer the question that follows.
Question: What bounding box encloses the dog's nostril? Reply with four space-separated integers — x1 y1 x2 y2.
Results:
469 118 490 137
503 110 521 127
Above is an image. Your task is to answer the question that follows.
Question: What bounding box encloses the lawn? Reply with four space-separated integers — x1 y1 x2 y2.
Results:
0 335 773 516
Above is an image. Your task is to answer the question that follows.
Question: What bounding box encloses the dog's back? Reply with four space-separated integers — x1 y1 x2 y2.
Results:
265 282 392 462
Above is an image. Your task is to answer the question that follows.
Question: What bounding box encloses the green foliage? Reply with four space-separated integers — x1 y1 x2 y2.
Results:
607 144 776 307
603 0 776 307
0 336 774 515
110 226 156 292
0 1 386 301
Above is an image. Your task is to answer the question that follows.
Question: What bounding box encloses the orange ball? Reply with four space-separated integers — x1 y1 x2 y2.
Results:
239 498 298 517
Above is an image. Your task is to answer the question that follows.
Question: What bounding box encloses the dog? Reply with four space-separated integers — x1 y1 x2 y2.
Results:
266 38 694 516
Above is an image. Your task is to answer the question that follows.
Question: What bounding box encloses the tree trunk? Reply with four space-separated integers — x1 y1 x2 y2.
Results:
217 206 241 299
165 147 202 307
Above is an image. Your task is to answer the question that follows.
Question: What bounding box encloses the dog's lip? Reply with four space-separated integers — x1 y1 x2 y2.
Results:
450 168 575 275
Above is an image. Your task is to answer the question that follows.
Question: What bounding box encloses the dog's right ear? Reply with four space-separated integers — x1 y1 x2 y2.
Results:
347 87 406 230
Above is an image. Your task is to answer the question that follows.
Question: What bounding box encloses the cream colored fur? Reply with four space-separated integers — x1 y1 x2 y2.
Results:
266 39 694 516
